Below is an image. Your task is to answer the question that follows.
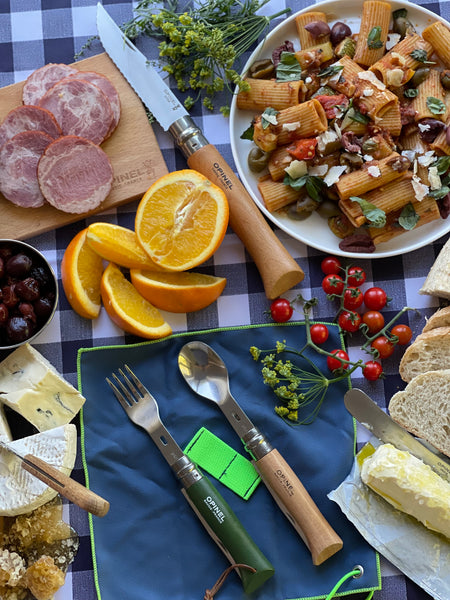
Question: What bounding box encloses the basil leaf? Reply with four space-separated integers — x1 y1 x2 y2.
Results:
261 107 278 129
284 174 308 190
350 196 387 227
429 185 450 199
276 52 303 81
410 49 434 64
404 88 418 98
318 64 344 78
367 26 383 49
305 176 325 202
398 203 419 230
348 107 371 124
432 155 450 175
240 123 254 140
426 96 446 115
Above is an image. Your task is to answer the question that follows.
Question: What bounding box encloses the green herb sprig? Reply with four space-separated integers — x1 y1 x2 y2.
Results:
121 0 291 114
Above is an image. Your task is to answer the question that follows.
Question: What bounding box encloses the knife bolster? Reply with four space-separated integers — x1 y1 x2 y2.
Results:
169 116 209 158
242 428 272 460
172 454 203 488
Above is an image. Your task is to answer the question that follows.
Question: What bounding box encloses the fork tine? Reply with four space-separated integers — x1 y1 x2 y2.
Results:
124 364 148 396
106 376 132 411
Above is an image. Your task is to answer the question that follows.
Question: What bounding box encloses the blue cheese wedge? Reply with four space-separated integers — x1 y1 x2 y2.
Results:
0 344 85 432
0 424 76 516
360 443 450 539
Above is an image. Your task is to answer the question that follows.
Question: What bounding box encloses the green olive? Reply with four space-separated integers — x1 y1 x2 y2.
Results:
247 147 271 172
441 70 450 90
287 196 319 220
393 16 415 38
328 213 355 239
249 59 275 79
410 67 430 88
316 199 341 219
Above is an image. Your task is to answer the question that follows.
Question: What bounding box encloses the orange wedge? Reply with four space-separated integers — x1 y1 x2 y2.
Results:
135 169 229 271
61 228 104 319
86 222 165 270
100 263 172 339
130 270 227 313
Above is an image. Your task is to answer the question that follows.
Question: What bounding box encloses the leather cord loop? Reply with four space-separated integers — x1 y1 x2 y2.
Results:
204 564 257 599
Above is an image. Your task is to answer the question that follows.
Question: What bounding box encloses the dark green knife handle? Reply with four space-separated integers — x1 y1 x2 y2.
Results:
182 476 274 594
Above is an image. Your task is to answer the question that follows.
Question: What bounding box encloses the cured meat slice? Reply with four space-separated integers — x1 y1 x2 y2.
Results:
22 63 78 105
37 136 113 214
0 105 62 148
0 131 53 208
38 78 114 145
68 71 121 137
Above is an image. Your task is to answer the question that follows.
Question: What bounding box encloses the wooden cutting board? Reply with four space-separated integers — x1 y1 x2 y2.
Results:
0 53 168 240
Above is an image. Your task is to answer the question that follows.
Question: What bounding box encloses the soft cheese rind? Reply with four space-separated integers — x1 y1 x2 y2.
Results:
0 404 12 442
0 423 77 516
0 344 85 431
360 443 450 539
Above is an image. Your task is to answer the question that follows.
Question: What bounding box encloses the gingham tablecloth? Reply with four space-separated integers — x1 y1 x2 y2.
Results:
1 2 449 599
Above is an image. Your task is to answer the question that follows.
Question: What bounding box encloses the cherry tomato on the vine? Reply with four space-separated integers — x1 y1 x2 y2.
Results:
362 310 385 335
363 360 383 381
322 274 345 295
343 287 364 310
327 349 350 372
347 266 366 287
390 324 413 345
270 298 293 323
364 287 388 311
371 335 395 358
310 323 329 344
338 310 362 333
321 256 341 275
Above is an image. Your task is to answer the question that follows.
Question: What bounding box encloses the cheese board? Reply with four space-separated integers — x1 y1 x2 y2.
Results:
0 53 168 241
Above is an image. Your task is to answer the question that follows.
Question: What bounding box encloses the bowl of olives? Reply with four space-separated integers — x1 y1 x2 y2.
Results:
0 240 58 349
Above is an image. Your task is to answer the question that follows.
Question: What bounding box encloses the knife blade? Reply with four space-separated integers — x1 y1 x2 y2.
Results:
344 388 450 482
96 3 304 299
0 440 110 516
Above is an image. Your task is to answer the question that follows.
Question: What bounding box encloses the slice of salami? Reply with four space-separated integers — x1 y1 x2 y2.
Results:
0 105 62 148
38 136 113 214
68 71 121 137
38 78 114 145
0 131 53 208
22 63 78 105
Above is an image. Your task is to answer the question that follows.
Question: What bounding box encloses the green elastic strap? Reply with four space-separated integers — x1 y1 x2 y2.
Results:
184 427 261 500
325 566 374 600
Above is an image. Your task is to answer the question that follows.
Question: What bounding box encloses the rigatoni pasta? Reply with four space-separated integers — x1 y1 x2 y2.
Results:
353 1 392 67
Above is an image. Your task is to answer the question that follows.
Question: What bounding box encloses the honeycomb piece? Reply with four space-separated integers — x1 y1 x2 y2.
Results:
25 556 65 600
0 548 26 586
0 584 28 600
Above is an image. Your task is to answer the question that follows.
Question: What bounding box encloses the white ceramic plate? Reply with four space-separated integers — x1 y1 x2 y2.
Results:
229 0 450 258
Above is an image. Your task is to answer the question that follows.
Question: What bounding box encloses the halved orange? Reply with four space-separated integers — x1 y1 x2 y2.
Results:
61 228 104 319
130 270 227 313
100 263 172 339
135 170 229 271
86 222 165 270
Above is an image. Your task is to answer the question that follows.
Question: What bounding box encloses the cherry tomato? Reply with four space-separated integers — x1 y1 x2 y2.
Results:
343 287 364 310
287 137 318 160
310 323 329 344
338 310 362 333
321 256 341 275
322 274 345 295
371 336 395 359
327 349 350 372
362 310 385 334
363 360 383 381
364 287 388 311
270 298 293 323
390 324 413 345
347 266 366 287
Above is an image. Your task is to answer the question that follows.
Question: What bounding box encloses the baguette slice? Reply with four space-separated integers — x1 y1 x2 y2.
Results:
419 238 450 300
389 369 450 458
399 326 450 382
422 305 450 332
360 443 450 538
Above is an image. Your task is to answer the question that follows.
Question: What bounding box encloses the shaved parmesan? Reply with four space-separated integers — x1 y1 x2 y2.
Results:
308 164 329 177
357 71 386 90
412 176 429 202
285 159 308 179
428 166 442 190
324 165 347 186
386 33 401 50
282 121 301 132
417 151 436 167
367 165 381 178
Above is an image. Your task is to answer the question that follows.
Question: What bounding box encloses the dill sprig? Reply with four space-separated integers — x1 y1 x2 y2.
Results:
121 0 290 113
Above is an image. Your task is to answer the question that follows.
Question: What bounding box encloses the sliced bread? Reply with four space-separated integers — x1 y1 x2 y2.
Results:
422 305 450 332
399 326 450 382
389 370 450 458
419 238 450 300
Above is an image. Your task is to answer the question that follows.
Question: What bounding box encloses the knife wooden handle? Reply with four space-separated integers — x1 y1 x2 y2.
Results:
22 454 110 518
187 144 304 299
254 448 343 565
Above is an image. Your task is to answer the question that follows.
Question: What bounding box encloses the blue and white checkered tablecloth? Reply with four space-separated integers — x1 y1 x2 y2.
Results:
1 1 449 599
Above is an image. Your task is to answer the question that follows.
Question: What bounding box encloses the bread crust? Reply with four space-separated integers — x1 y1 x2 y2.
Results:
419 238 450 300
422 305 450 332
399 326 450 382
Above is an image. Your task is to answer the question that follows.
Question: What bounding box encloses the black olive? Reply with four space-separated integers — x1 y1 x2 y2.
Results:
418 118 445 143
330 22 352 46
0 304 8 325
304 20 331 39
34 296 54 320
5 253 32 278
6 316 33 344
15 277 40 302
29 265 52 291
2 284 19 309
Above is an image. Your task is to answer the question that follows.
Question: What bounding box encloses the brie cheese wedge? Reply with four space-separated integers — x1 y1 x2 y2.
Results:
0 404 12 442
0 424 77 517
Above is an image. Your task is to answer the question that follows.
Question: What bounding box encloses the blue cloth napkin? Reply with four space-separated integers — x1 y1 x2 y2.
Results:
78 323 380 600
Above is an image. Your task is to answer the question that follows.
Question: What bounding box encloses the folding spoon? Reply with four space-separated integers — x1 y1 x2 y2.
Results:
178 341 343 565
